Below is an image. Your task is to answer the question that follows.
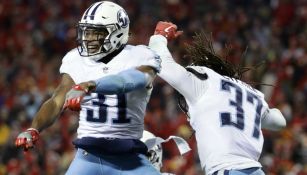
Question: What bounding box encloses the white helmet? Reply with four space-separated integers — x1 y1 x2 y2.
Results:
141 131 163 171
77 1 130 61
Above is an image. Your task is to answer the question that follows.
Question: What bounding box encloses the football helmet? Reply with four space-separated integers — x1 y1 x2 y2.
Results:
77 1 130 61
141 131 163 171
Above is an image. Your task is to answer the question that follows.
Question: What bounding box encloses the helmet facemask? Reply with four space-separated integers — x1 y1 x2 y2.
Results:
77 23 118 57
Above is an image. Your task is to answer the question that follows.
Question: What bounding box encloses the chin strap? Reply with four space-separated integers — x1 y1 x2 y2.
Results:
97 45 125 64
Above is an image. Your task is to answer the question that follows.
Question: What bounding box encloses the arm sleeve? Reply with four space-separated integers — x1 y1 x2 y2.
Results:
94 68 148 94
149 35 208 103
261 108 287 131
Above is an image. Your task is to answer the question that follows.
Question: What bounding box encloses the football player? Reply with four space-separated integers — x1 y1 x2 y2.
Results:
148 21 287 175
15 1 161 175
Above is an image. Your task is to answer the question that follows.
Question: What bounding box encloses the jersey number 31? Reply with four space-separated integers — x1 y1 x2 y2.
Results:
86 93 130 124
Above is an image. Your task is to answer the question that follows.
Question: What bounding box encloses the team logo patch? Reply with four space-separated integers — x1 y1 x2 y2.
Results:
117 9 129 28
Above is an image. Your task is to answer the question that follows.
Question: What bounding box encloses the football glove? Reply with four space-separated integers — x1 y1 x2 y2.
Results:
154 21 183 41
63 84 88 111
15 128 39 151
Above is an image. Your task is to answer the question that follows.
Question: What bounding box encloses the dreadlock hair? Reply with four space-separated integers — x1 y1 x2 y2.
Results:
185 31 249 80
177 31 269 123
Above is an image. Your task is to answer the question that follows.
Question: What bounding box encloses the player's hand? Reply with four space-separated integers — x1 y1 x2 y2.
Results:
63 84 88 111
15 128 39 151
154 21 183 41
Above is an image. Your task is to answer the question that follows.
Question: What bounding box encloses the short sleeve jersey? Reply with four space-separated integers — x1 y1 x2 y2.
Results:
149 35 269 174
60 45 161 139
186 66 269 174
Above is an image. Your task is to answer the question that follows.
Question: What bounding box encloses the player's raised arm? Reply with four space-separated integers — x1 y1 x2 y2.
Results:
149 21 208 104
15 73 74 151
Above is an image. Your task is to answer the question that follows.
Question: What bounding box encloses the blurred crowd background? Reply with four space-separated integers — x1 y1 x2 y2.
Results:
0 0 306 174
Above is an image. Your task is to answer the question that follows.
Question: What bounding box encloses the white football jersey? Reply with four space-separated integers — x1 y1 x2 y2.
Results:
187 66 268 174
60 45 161 139
149 35 269 175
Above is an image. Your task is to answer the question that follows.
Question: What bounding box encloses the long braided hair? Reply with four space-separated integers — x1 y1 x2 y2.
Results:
177 31 264 119
185 31 249 80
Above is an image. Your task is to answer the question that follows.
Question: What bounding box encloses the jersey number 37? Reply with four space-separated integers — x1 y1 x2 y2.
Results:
220 79 263 139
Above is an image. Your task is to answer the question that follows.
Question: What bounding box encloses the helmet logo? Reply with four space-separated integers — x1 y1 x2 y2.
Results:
117 9 129 28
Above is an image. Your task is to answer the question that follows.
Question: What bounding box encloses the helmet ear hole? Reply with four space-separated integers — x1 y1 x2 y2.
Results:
117 33 123 38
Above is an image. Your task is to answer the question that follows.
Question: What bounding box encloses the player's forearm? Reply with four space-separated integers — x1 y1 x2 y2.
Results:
93 68 149 94
149 35 199 102
149 35 172 57
31 98 62 132
149 35 185 86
